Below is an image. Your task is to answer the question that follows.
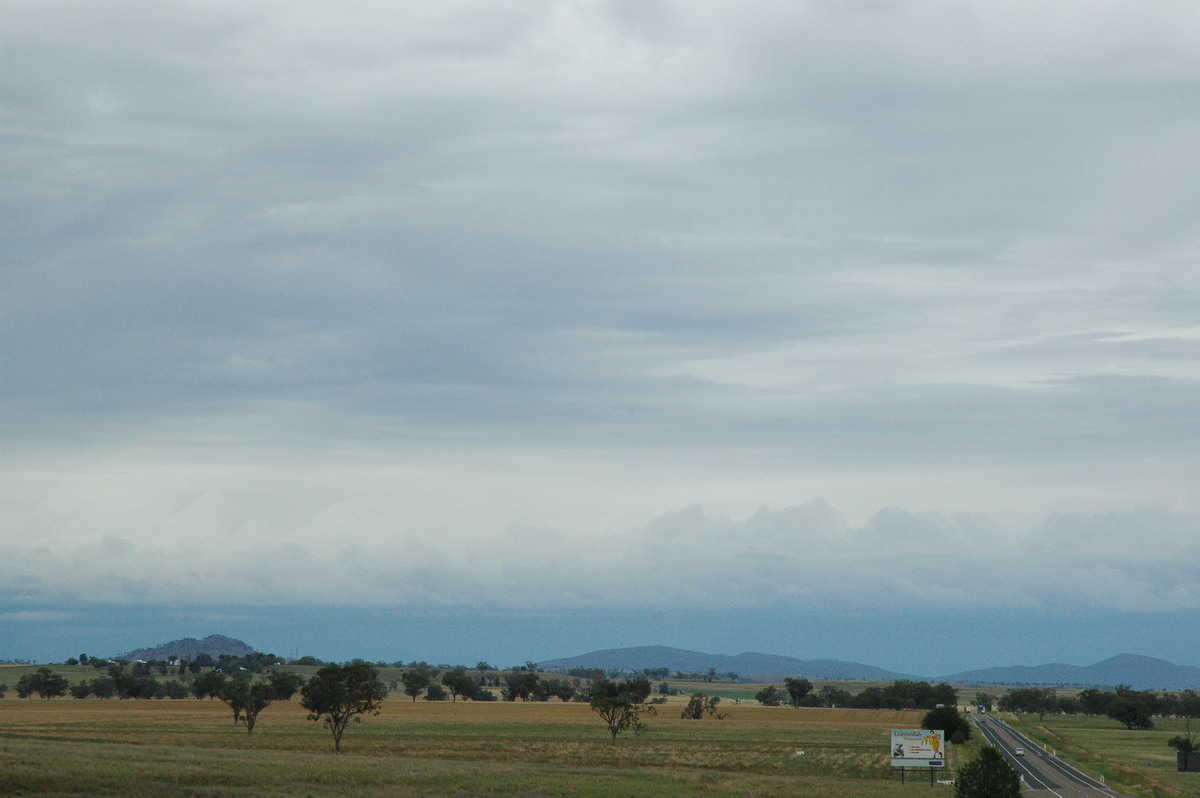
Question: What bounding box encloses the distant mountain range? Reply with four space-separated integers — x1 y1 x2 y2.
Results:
116 634 256 662
111 637 1200 690
540 646 915 681
942 654 1200 691
541 646 1200 690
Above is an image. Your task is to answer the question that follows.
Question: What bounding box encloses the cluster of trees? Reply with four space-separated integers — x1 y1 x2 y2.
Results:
853 680 957 710
995 687 1058 719
196 670 305 703
396 666 591 703
680 693 726 720
687 668 739 683
389 671 656 743
393 664 684 706
75 665 189 700
65 651 288 676
998 685 1200 731
754 679 957 711
15 664 196 700
564 666 738 682
4 660 390 751
754 677 815 708
398 667 498 702
7 662 306 703
500 672 578 702
15 668 69 699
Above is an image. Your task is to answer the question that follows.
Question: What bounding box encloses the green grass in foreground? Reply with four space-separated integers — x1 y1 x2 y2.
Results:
0 737 952 798
0 699 953 797
1003 712 1200 798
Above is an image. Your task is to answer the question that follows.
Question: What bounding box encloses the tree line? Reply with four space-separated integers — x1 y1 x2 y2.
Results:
5 660 386 751
755 678 958 710
20 656 1197 757
1 661 664 750
994 685 1200 731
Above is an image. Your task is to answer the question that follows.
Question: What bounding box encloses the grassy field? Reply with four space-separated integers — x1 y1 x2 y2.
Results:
0 695 958 797
1003 711 1200 798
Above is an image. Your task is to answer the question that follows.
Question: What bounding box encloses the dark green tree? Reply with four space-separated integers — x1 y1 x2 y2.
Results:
531 678 576 702
929 682 959 708
267 670 305 700
1169 690 1200 757
680 693 725 719
41 668 69 699
89 675 116 699
441 668 475 702
922 705 971 743
157 679 190 699
955 746 1020 798
43 670 70 699
818 684 851 708
192 670 227 700
401 670 430 702
623 677 652 704
784 677 813 708
300 661 387 752
502 671 541 701
1169 735 1196 754
204 674 236 722
220 678 276 734
755 685 782 706
1107 695 1154 730
1077 688 1112 716
588 679 654 743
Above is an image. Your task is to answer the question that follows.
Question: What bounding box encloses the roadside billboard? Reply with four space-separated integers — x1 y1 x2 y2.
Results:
890 729 945 768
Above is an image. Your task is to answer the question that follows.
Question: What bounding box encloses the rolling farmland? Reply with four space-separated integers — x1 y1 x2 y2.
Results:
0 695 951 797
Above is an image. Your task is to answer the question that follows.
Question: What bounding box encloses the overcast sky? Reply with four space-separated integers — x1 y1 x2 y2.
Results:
3 1 1199 673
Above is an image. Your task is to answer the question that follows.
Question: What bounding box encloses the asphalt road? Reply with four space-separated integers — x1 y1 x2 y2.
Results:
970 713 1131 798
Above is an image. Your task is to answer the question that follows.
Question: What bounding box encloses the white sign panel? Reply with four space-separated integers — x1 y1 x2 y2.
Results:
890 729 945 767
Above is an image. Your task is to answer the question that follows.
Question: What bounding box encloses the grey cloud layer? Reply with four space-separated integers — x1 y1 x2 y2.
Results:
3 1 1200 622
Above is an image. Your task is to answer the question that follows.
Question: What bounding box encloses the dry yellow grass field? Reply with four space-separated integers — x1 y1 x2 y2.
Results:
0 696 958 796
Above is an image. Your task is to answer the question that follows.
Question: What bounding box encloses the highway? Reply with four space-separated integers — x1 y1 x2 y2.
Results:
969 713 1130 798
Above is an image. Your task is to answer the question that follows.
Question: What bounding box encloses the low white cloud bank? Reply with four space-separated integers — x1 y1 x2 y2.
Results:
6 483 1198 616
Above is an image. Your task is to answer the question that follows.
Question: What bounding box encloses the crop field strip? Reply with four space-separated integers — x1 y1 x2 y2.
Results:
0 698 952 797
